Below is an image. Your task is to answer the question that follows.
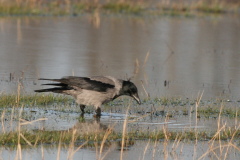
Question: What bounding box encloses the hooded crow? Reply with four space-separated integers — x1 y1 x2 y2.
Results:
35 76 141 116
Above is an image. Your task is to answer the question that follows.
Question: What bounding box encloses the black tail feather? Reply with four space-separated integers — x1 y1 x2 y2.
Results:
38 78 62 82
41 83 68 86
36 79 72 93
38 78 54 81
35 87 68 93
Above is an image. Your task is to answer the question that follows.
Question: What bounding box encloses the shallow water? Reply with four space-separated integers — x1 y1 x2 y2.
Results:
1 140 240 160
1 106 238 133
0 15 240 99
1 14 240 159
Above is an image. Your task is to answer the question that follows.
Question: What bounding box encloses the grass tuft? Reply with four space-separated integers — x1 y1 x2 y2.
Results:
0 0 238 16
0 128 238 146
0 93 72 107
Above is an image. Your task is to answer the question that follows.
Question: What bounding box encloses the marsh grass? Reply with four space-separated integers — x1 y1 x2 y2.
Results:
102 2 143 14
1 77 240 159
0 95 239 146
0 0 239 16
0 93 72 107
0 126 239 146
1 93 240 118
1 95 240 159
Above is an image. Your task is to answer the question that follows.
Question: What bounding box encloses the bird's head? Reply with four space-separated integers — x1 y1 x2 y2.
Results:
121 81 141 104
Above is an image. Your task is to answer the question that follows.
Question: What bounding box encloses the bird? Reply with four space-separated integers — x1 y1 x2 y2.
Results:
35 76 141 116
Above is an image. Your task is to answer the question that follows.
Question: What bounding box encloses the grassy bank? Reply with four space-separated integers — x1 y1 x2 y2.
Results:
0 93 72 107
0 0 239 16
0 92 240 159
0 93 240 144
1 93 240 118
0 128 240 146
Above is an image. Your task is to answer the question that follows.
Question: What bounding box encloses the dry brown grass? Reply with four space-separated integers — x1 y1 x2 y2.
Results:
0 0 239 16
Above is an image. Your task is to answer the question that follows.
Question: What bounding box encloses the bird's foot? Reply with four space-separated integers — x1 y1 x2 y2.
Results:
94 107 102 117
80 105 86 114
79 113 85 122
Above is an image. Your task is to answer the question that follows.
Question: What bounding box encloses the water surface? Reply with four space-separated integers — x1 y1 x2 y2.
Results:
0 15 240 99
1 140 239 160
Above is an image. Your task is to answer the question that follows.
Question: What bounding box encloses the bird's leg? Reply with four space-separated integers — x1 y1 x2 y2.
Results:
94 115 100 122
95 107 101 117
80 105 86 113
79 113 85 122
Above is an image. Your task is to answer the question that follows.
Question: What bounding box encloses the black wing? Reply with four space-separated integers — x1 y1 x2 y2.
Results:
37 76 115 92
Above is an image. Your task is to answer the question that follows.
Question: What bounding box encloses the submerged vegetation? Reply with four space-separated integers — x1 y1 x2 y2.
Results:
0 90 240 158
1 93 240 118
0 127 240 146
0 0 239 16
0 93 72 107
0 68 240 158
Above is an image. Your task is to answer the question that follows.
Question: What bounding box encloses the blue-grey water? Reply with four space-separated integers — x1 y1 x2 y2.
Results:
1 14 240 160
1 15 240 99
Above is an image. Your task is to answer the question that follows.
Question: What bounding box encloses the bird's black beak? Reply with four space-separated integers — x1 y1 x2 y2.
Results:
132 94 141 105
